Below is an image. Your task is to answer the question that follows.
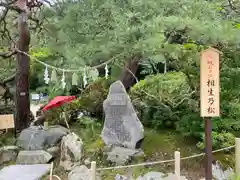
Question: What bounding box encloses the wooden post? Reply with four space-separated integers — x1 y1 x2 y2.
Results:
175 151 180 180
204 117 213 180
236 138 240 176
200 48 220 180
90 161 96 180
44 121 48 129
62 112 70 129
49 162 53 180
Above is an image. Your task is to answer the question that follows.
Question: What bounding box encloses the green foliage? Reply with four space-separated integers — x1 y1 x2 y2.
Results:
45 77 114 125
196 132 235 150
36 0 239 73
176 114 203 139
1 0 240 153
130 72 192 129
78 77 114 117
0 131 16 147
47 84 66 100
131 69 238 150
76 116 102 140
229 175 240 180
35 84 65 100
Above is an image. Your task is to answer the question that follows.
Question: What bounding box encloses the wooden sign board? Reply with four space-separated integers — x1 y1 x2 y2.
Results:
0 114 15 130
200 47 220 117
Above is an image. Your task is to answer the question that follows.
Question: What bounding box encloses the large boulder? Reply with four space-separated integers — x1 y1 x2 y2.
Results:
101 81 144 149
0 146 18 165
212 161 233 180
60 132 83 170
16 150 52 164
17 125 69 150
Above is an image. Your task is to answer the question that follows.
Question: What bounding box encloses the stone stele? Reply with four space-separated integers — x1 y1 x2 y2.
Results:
101 80 144 149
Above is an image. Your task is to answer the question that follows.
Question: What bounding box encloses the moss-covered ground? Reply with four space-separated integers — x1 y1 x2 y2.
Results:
69 122 234 180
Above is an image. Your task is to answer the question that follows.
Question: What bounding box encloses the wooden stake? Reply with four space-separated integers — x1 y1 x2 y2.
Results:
174 151 180 180
90 161 96 180
236 138 240 176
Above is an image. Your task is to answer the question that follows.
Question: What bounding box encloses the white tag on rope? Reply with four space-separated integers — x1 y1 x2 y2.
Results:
105 64 109 79
61 71 66 89
44 66 50 84
83 66 87 88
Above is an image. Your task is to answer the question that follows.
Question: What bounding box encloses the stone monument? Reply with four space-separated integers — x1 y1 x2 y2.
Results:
101 80 144 149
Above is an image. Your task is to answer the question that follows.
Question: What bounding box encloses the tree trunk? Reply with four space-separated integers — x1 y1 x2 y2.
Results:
120 54 141 90
15 0 31 132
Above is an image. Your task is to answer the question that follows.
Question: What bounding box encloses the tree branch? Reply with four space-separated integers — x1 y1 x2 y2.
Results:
227 0 240 13
2 74 16 84
0 51 16 59
0 2 23 13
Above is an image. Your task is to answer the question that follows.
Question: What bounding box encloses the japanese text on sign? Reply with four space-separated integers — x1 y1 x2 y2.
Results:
200 48 220 117
0 114 15 130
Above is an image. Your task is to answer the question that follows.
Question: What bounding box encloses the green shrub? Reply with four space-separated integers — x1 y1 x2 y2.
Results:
130 72 193 129
45 107 63 125
44 78 114 125
176 113 203 139
196 131 235 150
77 77 114 117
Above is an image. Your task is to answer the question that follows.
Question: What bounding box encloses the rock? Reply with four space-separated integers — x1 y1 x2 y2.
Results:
46 146 60 157
0 164 50 180
115 174 129 180
163 173 187 180
60 132 83 170
103 145 112 154
197 162 234 180
68 165 89 180
84 158 91 165
16 150 52 164
0 146 18 165
101 81 144 149
212 161 233 180
137 172 164 180
68 165 101 180
17 125 69 150
107 147 143 165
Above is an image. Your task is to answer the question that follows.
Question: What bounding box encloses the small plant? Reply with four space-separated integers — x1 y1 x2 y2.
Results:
79 77 114 118
77 116 102 139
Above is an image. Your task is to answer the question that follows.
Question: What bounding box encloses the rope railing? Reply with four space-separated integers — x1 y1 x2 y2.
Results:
48 144 236 180
96 145 235 171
